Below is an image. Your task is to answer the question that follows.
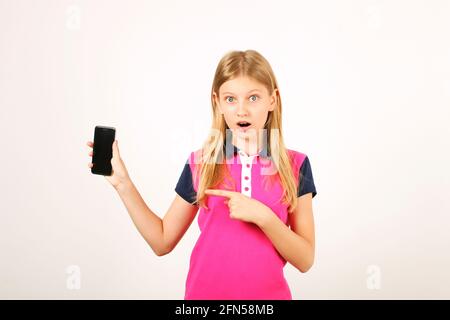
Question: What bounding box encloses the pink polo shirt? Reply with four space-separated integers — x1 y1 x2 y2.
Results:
175 142 317 300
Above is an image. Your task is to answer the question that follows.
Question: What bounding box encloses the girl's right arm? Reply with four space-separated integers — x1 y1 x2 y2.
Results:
87 140 198 256
115 181 198 256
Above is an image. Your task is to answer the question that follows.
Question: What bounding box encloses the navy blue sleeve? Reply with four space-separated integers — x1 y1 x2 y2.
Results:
297 156 317 198
175 159 198 206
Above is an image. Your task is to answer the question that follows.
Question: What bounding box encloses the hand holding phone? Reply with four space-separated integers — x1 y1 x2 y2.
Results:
87 126 131 189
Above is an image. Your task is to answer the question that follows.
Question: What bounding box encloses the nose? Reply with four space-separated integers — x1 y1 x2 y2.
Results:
236 102 249 117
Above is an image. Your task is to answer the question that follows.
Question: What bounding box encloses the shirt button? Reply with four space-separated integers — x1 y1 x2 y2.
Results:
244 176 249 180
244 187 249 191
246 164 250 168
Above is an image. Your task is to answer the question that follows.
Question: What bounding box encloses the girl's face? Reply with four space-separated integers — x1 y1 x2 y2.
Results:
213 76 277 141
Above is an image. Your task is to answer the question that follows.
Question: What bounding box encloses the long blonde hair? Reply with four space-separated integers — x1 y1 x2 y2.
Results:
193 49 299 213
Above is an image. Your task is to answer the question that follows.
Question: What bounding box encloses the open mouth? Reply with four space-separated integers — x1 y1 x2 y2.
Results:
237 121 251 128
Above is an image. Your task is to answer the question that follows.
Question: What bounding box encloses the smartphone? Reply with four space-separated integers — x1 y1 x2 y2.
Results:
91 125 116 176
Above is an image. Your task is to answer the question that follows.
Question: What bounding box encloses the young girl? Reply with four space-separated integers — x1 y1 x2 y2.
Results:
86 49 317 300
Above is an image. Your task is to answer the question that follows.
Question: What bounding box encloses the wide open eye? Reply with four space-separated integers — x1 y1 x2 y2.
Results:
225 95 259 103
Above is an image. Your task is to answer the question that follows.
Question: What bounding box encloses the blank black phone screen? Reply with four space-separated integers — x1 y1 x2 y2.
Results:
91 126 115 176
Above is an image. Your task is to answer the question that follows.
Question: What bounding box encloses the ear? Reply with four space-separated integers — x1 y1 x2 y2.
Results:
268 88 278 112
213 91 223 114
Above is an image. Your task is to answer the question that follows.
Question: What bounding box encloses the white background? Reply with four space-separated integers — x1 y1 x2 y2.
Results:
0 0 449 299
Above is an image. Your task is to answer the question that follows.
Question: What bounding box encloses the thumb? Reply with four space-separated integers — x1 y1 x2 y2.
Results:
112 140 120 158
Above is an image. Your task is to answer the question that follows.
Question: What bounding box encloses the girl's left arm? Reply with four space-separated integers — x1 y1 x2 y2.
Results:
257 193 315 273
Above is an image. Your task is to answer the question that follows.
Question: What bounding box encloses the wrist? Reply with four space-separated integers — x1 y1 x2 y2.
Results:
115 179 133 194
256 206 274 229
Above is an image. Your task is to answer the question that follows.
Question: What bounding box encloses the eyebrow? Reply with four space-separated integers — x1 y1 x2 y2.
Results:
221 89 262 96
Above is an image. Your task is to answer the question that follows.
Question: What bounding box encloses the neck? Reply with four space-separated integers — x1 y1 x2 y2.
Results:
231 129 265 156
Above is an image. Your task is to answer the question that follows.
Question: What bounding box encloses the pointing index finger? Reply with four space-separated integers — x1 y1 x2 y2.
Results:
205 189 235 198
